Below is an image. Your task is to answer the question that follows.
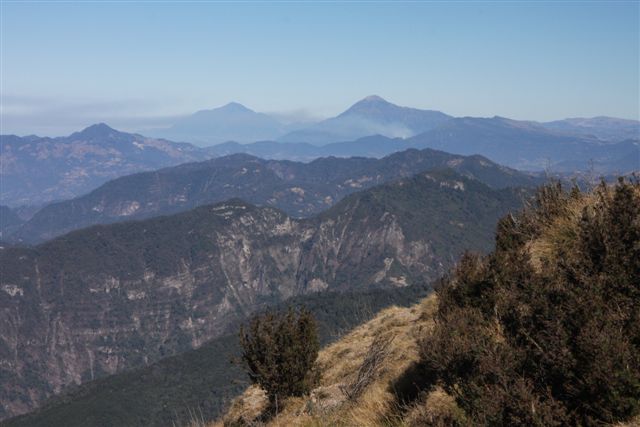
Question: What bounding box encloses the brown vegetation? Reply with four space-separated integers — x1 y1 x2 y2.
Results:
213 178 640 426
420 178 640 426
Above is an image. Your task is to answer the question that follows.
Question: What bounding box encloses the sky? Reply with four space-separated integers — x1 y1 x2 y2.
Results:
1 1 639 136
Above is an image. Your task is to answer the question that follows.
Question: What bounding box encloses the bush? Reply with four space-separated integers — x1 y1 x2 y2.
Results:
419 178 640 426
239 307 320 412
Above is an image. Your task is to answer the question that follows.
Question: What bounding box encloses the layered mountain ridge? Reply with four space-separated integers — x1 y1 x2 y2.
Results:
0 169 526 419
8 148 539 244
2 97 636 211
279 95 452 144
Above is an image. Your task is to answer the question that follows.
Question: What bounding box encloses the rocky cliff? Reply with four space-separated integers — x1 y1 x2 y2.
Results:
0 170 525 419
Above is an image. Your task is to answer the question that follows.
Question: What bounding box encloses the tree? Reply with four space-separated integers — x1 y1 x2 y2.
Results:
239 307 320 412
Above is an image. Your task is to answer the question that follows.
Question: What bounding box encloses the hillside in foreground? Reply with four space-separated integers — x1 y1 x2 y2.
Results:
214 178 640 427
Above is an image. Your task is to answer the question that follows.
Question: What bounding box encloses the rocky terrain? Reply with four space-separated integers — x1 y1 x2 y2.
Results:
8 148 539 244
211 179 640 427
0 169 525 419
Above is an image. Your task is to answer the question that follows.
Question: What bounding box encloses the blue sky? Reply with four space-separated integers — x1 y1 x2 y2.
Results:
1 1 638 136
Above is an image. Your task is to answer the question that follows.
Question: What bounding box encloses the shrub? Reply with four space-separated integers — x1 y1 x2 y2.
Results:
239 307 320 412
418 178 640 426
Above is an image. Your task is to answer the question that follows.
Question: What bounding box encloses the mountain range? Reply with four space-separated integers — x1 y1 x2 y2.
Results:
208 118 639 173
7 148 540 244
0 124 211 207
147 95 639 151
278 95 453 144
541 116 640 141
0 169 526 419
2 97 637 211
147 96 453 146
407 116 639 172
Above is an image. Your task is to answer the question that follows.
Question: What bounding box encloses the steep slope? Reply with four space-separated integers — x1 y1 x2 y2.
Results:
3 285 430 427
279 96 451 144
216 295 438 427
148 103 286 146
10 148 540 243
0 170 525 419
0 124 209 207
542 116 640 141
409 116 639 172
215 179 640 427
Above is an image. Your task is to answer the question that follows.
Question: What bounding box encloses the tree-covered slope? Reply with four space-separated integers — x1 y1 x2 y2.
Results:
0 169 526 419
2 286 431 427
10 147 539 244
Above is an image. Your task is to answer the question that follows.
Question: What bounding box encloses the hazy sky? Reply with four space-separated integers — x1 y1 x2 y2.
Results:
1 1 639 136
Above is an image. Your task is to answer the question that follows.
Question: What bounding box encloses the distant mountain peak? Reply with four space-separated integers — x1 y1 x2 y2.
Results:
340 95 397 117
360 95 387 103
73 123 119 139
350 95 392 108
83 122 115 132
191 102 255 117
149 102 284 145
279 96 451 144
219 102 253 113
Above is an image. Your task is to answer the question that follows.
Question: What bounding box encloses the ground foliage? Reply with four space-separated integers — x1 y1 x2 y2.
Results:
239 308 320 412
419 178 640 426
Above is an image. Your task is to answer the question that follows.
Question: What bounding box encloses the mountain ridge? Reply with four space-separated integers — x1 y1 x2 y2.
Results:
278 96 452 144
7 147 540 244
0 124 210 207
0 168 526 419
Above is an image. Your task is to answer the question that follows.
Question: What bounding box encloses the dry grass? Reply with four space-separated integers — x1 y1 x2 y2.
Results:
212 296 438 427
528 182 640 273
402 387 466 427
527 192 592 273
614 417 640 427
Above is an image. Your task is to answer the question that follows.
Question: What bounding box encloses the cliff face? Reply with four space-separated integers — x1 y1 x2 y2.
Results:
0 170 524 419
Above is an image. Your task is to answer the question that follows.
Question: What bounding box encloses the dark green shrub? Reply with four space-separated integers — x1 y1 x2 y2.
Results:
239 307 320 412
419 178 640 426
